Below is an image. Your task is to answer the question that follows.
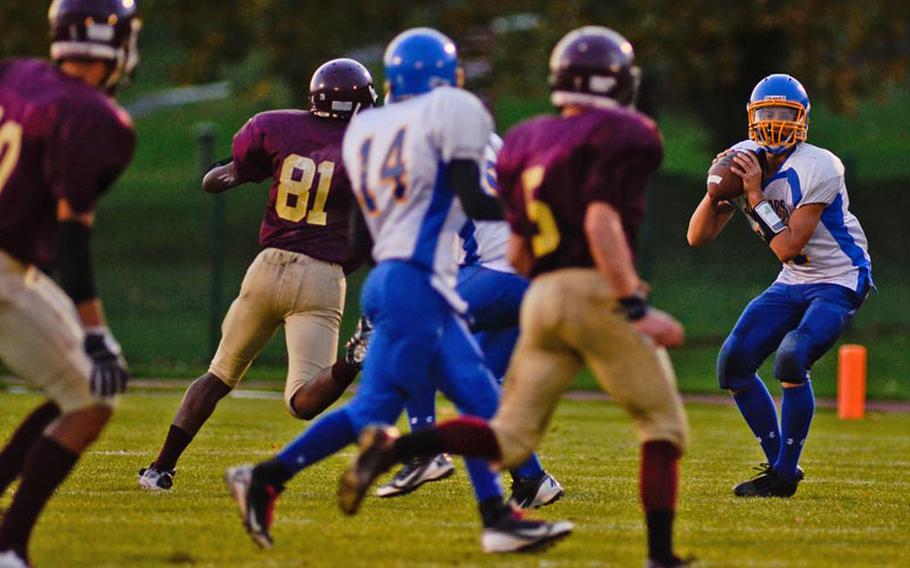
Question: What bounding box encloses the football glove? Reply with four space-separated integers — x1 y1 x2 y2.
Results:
344 315 373 370
84 327 130 398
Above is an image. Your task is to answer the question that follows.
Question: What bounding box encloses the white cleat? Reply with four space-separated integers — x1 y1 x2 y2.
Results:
137 466 175 491
0 550 29 568
375 454 455 498
481 513 574 553
509 472 565 509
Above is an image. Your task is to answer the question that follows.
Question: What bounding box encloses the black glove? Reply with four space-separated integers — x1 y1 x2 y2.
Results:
84 328 130 397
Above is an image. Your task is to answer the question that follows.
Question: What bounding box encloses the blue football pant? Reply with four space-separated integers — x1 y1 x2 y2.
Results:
277 261 504 502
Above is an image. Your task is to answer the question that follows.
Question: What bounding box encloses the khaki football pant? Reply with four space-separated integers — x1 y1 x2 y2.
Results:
490 268 688 468
209 248 345 414
0 250 103 414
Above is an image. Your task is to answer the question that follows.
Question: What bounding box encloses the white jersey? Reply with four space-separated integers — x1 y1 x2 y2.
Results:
342 87 493 311
458 133 514 273
731 140 872 294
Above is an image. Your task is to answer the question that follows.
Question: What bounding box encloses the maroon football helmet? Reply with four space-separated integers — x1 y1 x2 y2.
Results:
48 0 142 92
309 58 377 120
549 26 640 109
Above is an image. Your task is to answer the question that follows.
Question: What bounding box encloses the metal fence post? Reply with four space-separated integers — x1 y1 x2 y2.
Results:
196 123 223 358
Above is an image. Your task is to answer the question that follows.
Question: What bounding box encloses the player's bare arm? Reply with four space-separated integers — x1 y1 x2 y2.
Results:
506 232 533 276
56 199 129 397
686 193 736 246
202 159 241 193
731 151 824 262
584 201 684 348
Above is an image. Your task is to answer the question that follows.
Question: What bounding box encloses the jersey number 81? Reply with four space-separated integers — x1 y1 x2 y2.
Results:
275 154 335 225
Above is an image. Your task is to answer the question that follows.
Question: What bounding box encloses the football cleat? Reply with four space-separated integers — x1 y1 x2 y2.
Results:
0 550 29 568
225 465 283 549
344 315 373 370
338 424 399 515
481 509 574 553
509 472 565 509
375 454 455 498
137 465 175 491
733 464 804 498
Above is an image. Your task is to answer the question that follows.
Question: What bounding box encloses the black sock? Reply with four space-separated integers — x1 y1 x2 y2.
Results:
478 496 511 527
0 436 79 560
0 402 61 493
153 424 193 471
253 458 292 488
392 429 444 462
646 510 675 563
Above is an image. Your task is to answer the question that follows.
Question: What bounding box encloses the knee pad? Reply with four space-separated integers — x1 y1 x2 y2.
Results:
716 335 758 391
774 332 811 383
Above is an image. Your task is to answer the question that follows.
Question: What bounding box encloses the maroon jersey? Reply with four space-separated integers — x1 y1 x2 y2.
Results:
0 58 135 266
497 107 662 277
231 110 357 272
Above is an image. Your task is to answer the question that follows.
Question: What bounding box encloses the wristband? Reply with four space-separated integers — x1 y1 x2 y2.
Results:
617 295 649 321
749 200 787 243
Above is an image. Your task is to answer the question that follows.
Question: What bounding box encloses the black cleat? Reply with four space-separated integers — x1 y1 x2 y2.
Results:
509 472 565 509
225 465 283 549
733 463 804 497
481 509 574 553
338 425 399 515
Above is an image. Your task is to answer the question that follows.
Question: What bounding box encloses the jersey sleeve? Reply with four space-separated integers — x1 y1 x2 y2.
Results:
46 98 136 214
494 130 526 235
231 115 272 183
581 119 663 207
799 151 845 207
427 88 493 163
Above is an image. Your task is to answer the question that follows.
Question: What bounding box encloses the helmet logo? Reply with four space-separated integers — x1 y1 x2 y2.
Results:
590 75 616 94
87 24 115 42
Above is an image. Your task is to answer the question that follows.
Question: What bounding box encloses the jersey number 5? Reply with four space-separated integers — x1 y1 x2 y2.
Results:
522 166 560 257
0 107 24 195
276 154 335 225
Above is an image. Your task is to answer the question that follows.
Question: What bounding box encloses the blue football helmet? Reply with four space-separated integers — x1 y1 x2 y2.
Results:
747 74 811 154
383 28 458 101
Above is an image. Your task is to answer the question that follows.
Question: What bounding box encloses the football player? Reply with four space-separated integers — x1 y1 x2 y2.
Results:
138 58 377 491
224 28 572 553
338 27 691 568
379 134 564 510
0 1 140 565
687 74 872 497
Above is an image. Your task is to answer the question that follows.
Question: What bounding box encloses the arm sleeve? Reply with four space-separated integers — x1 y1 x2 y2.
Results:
799 154 845 207
47 101 136 214
449 159 504 221
231 115 272 183
428 89 493 163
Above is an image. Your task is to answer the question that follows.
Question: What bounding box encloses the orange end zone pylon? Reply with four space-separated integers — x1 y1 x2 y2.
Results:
837 344 867 420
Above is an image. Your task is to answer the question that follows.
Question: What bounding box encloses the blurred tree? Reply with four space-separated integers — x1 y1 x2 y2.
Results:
3 0 906 151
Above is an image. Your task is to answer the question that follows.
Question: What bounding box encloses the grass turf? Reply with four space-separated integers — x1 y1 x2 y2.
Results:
1 390 908 567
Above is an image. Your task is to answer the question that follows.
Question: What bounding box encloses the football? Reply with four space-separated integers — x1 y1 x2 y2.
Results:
706 152 745 201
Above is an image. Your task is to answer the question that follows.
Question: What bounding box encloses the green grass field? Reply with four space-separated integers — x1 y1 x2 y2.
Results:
1 389 908 567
